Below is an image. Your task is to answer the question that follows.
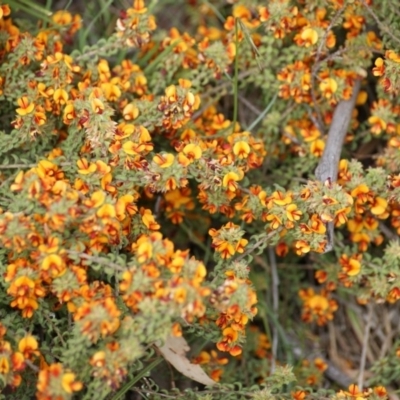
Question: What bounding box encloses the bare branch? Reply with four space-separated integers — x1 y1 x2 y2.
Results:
315 79 361 251
358 304 373 390
361 0 400 47
268 246 279 373
286 330 353 388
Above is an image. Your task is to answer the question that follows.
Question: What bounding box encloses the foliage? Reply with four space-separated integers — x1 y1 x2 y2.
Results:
0 0 400 399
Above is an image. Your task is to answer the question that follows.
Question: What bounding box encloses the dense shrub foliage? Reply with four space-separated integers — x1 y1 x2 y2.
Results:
0 0 400 399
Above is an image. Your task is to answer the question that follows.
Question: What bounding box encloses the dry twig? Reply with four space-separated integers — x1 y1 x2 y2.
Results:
361 0 400 47
315 79 361 252
268 246 279 373
286 330 353 388
358 304 373 390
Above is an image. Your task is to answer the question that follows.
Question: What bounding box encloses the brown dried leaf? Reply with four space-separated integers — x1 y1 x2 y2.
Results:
157 335 216 386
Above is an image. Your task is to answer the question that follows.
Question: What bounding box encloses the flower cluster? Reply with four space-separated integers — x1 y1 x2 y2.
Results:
0 324 40 390
295 358 327 388
298 288 338 326
200 260 258 356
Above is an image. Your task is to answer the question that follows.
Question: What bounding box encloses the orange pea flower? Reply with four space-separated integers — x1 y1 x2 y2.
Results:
16 96 35 116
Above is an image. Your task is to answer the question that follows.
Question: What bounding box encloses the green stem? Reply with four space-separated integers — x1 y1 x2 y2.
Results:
181 223 209 253
143 43 178 75
112 357 163 400
12 0 52 15
201 0 225 23
136 42 161 67
80 0 114 47
8 0 53 24
264 306 294 365
247 92 278 132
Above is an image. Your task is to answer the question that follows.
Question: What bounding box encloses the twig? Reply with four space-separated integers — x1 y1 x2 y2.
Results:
310 3 347 134
314 4 346 65
388 1 400 18
315 79 361 252
25 359 39 372
201 0 225 23
132 387 258 399
113 358 164 400
285 330 353 388
306 105 324 134
43 313 66 347
268 246 279 373
154 195 162 218
0 162 71 169
0 163 37 169
0 173 16 189
379 222 398 241
232 18 240 134
379 308 393 358
235 230 279 262
67 250 126 272
282 130 302 146
247 93 278 132
279 102 297 122
75 37 120 62
238 95 261 115
328 321 338 362
361 0 400 47
358 304 373 390
180 223 209 253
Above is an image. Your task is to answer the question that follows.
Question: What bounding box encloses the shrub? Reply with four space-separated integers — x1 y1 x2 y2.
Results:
0 0 399 399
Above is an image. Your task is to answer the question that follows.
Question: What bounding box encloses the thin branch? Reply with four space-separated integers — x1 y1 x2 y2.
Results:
75 37 120 62
180 223 209 253
314 4 347 64
268 246 279 374
200 0 225 23
247 92 278 132
285 330 353 388
379 221 398 242
43 312 66 347
235 230 279 262
0 162 71 170
388 1 400 18
0 173 16 189
358 304 373 390
67 250 126 272
132 387 257 399
232 18 240 134
279 102 297 122
0 163 37 169
25 359 39 372
238 95 261 115
361 0 400 47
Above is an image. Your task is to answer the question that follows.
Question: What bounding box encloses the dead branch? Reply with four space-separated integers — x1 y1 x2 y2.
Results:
315 79 361 252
